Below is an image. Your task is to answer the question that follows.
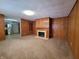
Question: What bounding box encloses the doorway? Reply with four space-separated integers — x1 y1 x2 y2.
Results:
5 19 20 39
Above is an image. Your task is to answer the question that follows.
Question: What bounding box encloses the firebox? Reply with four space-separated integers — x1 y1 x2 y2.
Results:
38 32 45 37
37 30 47 39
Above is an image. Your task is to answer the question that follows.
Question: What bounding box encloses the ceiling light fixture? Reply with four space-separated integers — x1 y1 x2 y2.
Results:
23 10 35 16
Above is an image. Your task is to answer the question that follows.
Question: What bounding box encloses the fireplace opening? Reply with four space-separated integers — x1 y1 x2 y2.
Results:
38 32 45 37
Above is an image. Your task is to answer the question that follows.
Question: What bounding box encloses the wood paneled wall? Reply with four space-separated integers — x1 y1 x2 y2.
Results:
67 0 79 59
53 17 67 39
21 19 32 36
0 14 5 40
32 21 36 34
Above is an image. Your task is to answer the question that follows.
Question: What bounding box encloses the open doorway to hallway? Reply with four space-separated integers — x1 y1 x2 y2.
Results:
5 18 21 39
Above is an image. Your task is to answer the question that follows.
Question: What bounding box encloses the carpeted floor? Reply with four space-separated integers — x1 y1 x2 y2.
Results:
0 35 73 59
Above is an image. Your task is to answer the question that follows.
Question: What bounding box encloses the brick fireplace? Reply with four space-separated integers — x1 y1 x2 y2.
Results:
35 17 52 40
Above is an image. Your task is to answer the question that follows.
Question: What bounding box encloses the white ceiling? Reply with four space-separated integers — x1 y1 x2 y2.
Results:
0 0 76 21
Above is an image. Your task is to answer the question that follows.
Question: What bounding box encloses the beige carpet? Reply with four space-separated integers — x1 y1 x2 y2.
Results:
0 35 73 59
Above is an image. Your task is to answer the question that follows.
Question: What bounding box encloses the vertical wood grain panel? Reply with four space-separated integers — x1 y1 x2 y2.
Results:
0 14 5 40
53 18 67 39
32 21 36 34
67 0 79 59
74 0 79 58
21 19 31 36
